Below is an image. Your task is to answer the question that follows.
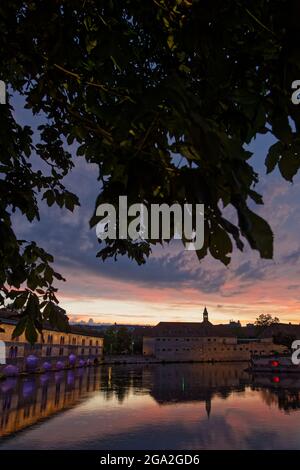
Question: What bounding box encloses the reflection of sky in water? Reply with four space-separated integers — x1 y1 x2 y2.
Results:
0 363 300 450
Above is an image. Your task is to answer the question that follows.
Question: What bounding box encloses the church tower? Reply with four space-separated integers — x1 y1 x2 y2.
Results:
203 306 209 323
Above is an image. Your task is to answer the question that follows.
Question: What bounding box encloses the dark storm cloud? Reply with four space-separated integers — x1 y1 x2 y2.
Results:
281 248 300 265
234 261 271 282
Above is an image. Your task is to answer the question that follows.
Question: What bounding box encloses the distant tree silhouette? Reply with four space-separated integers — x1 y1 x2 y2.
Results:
255 314 280 327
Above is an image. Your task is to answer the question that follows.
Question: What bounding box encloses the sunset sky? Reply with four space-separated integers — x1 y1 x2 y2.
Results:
11 96 300 326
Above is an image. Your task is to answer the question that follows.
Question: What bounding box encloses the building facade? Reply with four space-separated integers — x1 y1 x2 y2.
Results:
0 310 104 376
143 308 286 362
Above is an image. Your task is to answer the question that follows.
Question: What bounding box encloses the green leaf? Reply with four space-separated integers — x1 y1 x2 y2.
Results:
25 317 38 345
278 152 300 182
209 225 233 266
238 207 273 259
43 190 55 207
12 316 28 339
265 142 283 174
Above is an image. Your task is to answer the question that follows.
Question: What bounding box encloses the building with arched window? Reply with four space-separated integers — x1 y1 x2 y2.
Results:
0 309 104 375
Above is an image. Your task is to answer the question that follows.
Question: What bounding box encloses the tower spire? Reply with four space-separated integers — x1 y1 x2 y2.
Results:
203 306 209 323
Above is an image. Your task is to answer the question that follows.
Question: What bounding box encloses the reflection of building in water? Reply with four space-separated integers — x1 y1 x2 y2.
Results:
148 363 249 417
2 363 300 441
0 367 101 438
143 308 285 362
0 309 104 375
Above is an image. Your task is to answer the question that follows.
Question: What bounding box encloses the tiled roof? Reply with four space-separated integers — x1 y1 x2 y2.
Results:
145 321 236 338
0 309 103 338
144 321 300 339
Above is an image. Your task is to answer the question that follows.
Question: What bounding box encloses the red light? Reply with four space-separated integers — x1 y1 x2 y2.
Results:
271 360 279 367
272 376 280 383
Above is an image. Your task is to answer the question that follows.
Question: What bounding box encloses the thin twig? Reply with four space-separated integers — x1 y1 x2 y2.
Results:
53 63 132 100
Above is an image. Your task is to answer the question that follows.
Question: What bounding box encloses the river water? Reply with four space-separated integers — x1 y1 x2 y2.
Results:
0 362 300 450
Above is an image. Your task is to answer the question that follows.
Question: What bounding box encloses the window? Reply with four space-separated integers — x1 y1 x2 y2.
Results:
9 346 14 359
60 336 65 345
96 340 99 347
59 347 64 356
82 339 85 346
9 346 18 358
81 348 84 354
47 334 53 344
46 346 52 356
89 339 93 346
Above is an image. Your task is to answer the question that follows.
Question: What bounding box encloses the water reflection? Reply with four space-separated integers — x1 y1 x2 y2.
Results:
0 367 101 438
0 363 300 448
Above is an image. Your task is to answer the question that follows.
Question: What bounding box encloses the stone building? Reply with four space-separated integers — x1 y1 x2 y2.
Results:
0 309 103 375
143 308 286 362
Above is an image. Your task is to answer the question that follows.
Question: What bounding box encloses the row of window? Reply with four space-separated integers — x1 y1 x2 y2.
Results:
11 334 100 346
156 338 222 343
47 335 100 347
156 347 266 353
8 345 101 358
